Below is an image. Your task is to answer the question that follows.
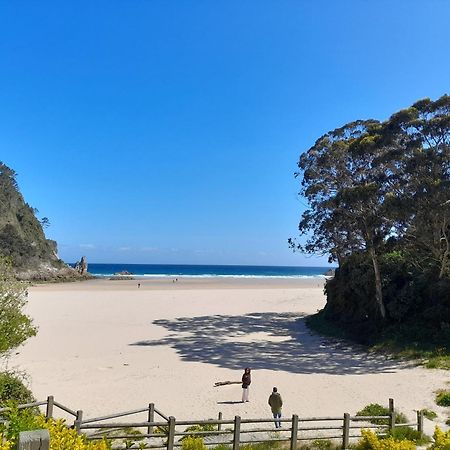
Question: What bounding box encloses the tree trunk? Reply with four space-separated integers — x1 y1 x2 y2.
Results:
369 247 386 319
439 218 449 279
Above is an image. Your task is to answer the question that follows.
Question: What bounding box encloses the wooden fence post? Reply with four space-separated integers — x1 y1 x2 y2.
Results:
389 398 396 431
46 396 54 420
167 416 176 450
147 403 155 436
74 410 83 434
233 416 241 450
218 411 223 431
18 429 50 450
342 413 350 450
290 414 299 450
417 410 424 437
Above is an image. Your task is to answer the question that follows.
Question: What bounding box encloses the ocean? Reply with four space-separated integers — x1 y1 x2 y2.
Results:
82 263 331 279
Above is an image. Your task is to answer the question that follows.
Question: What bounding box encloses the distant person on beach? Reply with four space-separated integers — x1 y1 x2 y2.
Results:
268 387 283 428
241 367 251 402
137 283 141 288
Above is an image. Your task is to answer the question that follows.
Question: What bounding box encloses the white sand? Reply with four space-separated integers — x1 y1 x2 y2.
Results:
10 278 449 434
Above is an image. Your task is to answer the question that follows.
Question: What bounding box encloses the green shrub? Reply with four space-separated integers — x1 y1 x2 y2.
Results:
36 416 111 449
387 427 430 445
106 427 143 449
354 430 416 450
185 423 217 434
181 436 207 450
0 403 40 443
0 440 12 450
0 372 34 405
182 422 218 442
212 445 231 450
298 440 341 450
356 404 407 425
241 442 281 450
425 356 450 370
421 409 437 420
429 426 450 450
436 390 450 406
0 257 37 357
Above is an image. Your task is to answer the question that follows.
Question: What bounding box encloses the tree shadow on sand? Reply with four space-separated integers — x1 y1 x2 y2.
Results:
130 312 410 375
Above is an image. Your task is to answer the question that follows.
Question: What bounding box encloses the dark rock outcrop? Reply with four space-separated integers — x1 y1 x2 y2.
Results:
115 270 133 275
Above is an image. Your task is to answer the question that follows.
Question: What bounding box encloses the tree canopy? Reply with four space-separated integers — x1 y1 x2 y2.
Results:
292 95 450 339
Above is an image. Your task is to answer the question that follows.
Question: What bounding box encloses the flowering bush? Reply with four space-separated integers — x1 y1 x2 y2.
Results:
35 417 111 450
428 426 450 450
0 439 12 450
181 436 207 450
355 430 416 450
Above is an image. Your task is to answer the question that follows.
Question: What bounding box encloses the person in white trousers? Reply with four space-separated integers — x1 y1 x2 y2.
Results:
241 367 251 402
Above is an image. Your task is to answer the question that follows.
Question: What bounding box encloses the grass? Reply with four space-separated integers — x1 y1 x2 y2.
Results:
435 390 450 406
241 441 283 450
306 312 450 369
387 426 431 445
298 440 341 450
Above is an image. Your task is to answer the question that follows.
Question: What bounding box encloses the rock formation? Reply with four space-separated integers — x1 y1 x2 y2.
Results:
0 162 91 281
74 256 88 274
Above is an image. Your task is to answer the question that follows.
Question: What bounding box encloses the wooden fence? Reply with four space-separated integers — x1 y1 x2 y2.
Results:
0 397 425 450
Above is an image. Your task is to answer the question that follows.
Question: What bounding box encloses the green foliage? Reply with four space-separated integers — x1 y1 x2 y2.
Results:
106 427 144 449
298 440 341 450
182 423 218 445
435 390 450 406
0 441 12 450
354 429 416 450
387 427 430 445
425 355 450 370
181 436 207 450
421 409 437 421
0 257 37 357
0 412 112 450
0 161 64 271
185 423 217 434
0 371 34 405
356 404 407 425
0 404 41 443
212 445 231 450
241 441 281 450
293 94 450 345
36 416 111 450
429 426 450 450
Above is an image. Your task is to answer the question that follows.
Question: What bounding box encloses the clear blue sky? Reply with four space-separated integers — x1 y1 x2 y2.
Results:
1 1 449 266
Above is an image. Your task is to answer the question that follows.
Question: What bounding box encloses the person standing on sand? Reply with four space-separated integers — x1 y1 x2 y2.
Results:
241 368 251 402
268 387 283 428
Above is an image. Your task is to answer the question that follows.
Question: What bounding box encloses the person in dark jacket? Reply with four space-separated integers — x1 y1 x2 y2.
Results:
268 387 283 428
241 368 251 402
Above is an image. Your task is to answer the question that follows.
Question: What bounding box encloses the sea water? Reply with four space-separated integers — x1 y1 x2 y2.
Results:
81 263 332 278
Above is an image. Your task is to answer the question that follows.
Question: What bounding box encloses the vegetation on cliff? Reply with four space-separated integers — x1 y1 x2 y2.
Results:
0 162 87 280
291 95 450 353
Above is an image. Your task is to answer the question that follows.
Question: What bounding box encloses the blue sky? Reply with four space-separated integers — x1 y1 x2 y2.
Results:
1 1 449 266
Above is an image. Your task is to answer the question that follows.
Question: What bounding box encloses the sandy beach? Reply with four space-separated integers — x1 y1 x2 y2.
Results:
10 278 449 433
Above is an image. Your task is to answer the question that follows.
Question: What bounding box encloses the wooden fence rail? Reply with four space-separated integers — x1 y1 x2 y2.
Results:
0 397 425 450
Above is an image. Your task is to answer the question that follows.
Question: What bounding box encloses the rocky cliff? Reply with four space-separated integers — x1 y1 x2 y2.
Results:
0 162 90 281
